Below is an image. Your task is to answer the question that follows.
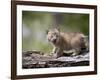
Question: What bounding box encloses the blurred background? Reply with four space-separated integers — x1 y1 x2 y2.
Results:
22 11 89 54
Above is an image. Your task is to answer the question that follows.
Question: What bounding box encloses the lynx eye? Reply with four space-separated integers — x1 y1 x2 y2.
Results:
53 33 57 35
56 35 59 38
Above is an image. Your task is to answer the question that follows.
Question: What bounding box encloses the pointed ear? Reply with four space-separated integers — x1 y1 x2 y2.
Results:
55 27 60 32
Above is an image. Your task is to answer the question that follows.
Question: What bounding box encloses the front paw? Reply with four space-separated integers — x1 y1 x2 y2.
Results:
50 53 59 58
53 53 63 58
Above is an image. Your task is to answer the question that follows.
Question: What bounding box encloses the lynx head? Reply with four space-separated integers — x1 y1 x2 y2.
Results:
46 28 60 44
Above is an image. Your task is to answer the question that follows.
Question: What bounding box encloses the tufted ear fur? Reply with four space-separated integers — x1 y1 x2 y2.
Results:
49 24 60 31
53 27 60 34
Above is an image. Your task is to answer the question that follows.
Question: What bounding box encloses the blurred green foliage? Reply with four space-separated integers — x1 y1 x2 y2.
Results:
22 11 89 54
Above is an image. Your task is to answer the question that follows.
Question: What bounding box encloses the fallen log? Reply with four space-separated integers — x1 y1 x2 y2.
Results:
22 50 89 69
